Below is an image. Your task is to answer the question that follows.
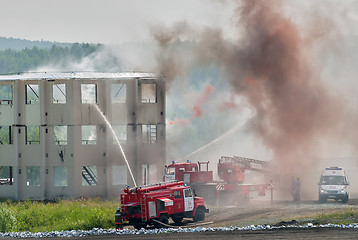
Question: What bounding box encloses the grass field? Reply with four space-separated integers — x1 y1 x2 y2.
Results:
0 198 118 233
306 207 358 225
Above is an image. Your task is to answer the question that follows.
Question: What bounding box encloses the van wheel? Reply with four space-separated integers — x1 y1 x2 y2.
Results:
193 207 205 222
318 196 326 203
155 214 169 228
342 195 349 203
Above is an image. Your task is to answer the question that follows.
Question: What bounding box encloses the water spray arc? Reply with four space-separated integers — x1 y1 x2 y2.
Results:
176 116 250 162
93 104 137 187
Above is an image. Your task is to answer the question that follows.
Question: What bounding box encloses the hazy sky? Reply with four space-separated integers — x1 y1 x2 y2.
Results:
1 0 357 44
0 0 235 44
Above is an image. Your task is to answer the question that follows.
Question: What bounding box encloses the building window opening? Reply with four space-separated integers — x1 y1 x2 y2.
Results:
0 126 12 145
112 165 127 185
81 125 96 145
26 84 39 104
0 85 13 105
141 83 156 103
52 83 66 104
54 126 67 145
26 166 40 186
26 126 40 145
113 125 127 144
54 167 68 186
82 166 97 186
142 124 157 144
81 84 97 104
111 83 126 103
0 166 14 185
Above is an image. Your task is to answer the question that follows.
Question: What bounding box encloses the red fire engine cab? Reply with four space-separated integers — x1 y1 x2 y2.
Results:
164 156 272 205
115 181 209 230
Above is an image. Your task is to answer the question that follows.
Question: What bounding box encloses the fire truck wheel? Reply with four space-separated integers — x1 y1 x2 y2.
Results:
172 215 183 224
193 207 205 222
155 214 169 228
133 222 146 230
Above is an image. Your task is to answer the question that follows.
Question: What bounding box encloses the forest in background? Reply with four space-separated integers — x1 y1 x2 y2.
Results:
0 37 101 74
0 37 72 51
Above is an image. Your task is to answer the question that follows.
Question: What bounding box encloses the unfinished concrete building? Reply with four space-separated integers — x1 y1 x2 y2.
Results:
0 72 166 200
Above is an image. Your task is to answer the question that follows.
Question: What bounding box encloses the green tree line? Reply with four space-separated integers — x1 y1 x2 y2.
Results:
0 37 72 50
0 43 101 74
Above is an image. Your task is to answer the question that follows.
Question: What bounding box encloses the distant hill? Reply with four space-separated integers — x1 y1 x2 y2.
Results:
0 42 102 74
0 37 72 50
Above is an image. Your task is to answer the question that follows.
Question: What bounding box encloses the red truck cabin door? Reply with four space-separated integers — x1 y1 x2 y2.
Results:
183 188 194 212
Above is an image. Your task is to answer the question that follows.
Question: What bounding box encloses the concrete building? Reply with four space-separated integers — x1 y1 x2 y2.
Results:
0 72 166 200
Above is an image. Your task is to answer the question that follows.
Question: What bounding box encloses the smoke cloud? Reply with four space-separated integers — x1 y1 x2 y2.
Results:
152 0 358 198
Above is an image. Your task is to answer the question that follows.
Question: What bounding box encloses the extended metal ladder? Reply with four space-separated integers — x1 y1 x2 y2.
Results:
219 156 271 172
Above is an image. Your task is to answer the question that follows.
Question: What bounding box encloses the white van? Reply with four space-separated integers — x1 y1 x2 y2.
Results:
318 167 350 203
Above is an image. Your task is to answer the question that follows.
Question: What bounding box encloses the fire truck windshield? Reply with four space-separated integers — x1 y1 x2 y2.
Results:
174 190 182 199
166 167 175 175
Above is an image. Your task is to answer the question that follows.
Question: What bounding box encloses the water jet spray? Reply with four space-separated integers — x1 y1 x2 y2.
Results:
93 104 137 187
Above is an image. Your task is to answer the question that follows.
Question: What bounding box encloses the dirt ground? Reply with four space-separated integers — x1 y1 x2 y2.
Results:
204 198 358 228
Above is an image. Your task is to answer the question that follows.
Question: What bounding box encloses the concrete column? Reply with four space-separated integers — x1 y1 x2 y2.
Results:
40 80 49 200
14 80 24 200
158 78 166 170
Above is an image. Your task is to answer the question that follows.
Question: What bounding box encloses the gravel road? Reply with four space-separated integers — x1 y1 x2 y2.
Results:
52 228 358 240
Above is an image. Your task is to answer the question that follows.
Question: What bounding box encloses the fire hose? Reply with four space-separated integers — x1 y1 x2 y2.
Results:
151 219 214 228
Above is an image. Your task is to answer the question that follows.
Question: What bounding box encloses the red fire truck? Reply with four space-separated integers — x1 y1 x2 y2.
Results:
164 156 273 205
115 181 209 229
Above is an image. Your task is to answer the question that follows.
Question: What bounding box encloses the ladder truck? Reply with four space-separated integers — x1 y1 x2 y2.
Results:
164 156 273 205
115 181 209 229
